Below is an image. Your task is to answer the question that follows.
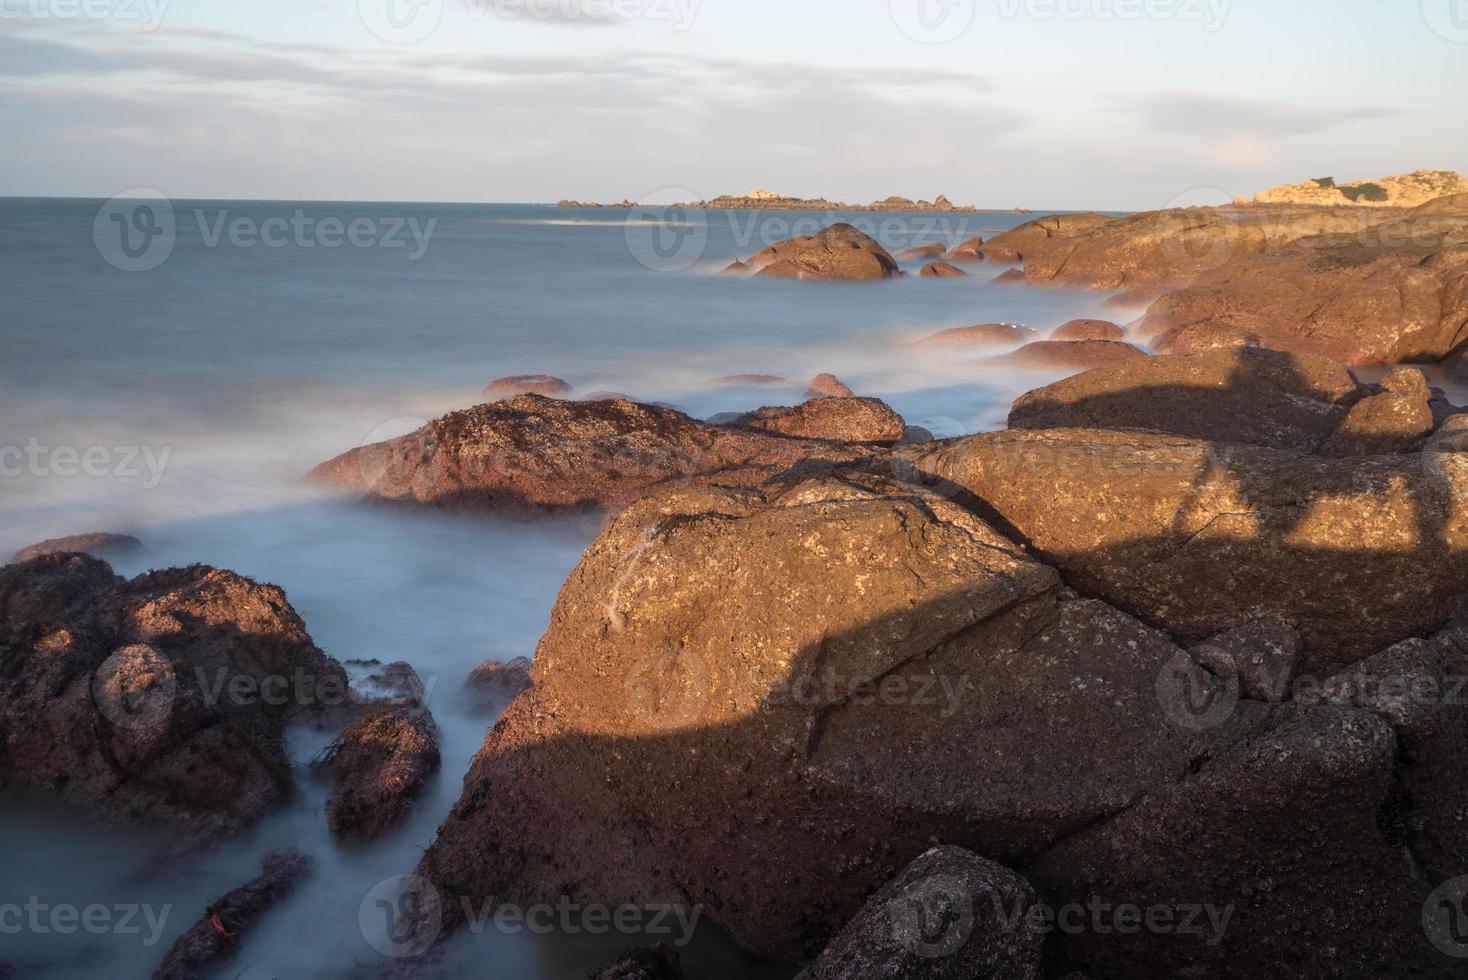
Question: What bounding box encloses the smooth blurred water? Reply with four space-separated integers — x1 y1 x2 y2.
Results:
0 197 1127 978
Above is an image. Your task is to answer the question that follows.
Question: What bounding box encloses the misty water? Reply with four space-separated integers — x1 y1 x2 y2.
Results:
0 198 1126 978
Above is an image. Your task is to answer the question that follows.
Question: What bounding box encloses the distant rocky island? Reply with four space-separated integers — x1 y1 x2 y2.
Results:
557 188 1032 214
1245 168 1467 208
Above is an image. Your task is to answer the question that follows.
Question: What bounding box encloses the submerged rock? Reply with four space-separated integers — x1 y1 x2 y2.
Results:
798 847 1042 980
465 656 534 706
919 260 968 278
727 398 907 445
483 374 573 401
738 224 900 281
806 373 856 399
992 340 1148 370
1049 318 1124 342
152 850 314 980
11 532 143 564
0 555 348 844
915 323 1037 348
944 236 986 262
897 243 947 261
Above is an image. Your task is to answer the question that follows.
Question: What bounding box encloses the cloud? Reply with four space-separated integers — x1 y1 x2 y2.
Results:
1138 93 1393 139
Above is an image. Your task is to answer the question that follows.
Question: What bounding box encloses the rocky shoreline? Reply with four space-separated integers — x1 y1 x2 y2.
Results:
557 191 1031 214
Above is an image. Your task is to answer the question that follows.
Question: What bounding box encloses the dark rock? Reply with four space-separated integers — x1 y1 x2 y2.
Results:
728 398 907 445
593 945 684 980
798 846 1042 980
318 701 440 843
11 532 143 564
741 224 900 281
1191 619 1301 702
483 374 573 401
152 851 313 980
465 656 534 705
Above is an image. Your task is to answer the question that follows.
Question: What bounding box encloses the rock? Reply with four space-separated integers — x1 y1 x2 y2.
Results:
728 398 907 445
708 374 787 386
308 395 872 514
11 532 143 564
582 391 635 402
903 428 1468 665
1251 169 1468 208
318 701 440 843
483 374 573 401
991 340 1148 370
797 847 1042 980
1318 370 1436 456
1006 347 1360 452
896 425 934 446
915 323 1038 348
152 851 314 980
593 945 684 980
920 260 969 278
0 555 348 844
972 213 1118 264
991 268 1027 284
414 475 1260 962
1413 191 1468 216
349 659 429 709
944 236 986 262
1049 318 1124 342
1029 625 1468 979
806 373 856 399
1191 619 1301 702
897 244 947 261
740 224 900 282
1141 216 1468 364
465 656 534 705
720 260 750 275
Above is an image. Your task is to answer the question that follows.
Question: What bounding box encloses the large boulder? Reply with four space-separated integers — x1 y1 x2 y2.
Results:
797 847 1043 980
1140 216 1468 364
1049 319 1124 342
318 701 440 843
308 395 872 513
902 428 1468 665
1007 347 1361 452
414 475 1260 963
727 398 907 445
1318 367 1436 456
916 323 1038 348
0 555 348 844
971 213 1118 264
991 340 1148 370
734 224 900 281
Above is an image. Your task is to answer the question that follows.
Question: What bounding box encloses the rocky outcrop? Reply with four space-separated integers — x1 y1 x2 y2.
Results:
308 395 873 513
944 236 986 262
1006 347 1360 452
318 701 440 843
483 375 573 401
1140 210 1468 364
11 532 142 564
153 851 314 980
972 213 1118 264
1318 367 1435 456
672 193 981 213
466 656 534 707
593 945 684 980
920 260 968 278
903 428 1468 664
727 224 900 281
806 373 856 399
0 555 347 844
798 847 1043 980
916 323 1037 347
992 340 1148 370
1251 169 1468 208
727 398 907 445
1049 319 1123 342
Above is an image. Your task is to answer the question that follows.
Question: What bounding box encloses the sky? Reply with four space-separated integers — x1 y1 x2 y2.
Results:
1 0 1465 210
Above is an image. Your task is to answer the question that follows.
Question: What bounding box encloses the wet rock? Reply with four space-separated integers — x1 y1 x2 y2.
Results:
798 846 1042 980
1191 619 1301 702
1007 347 1360 452
11 532 143 564
0 555 347 844
740 224 900 281
973 213 1118 264
1049 318 1124 342
465 656 534 705
806 373 856 399
720 260 750 276
991 340 1148 370
309 395 873 514
915 323 1038 348
593 945 684 980
318 699 440 843
896 425 934 446
1318 367 1436 456
897 243 947 261
483 374 573 401
728 398 907 445
414 476 1259 961
904 428 1468 665
920 260 969 278
152 850 314 980
991 268 1027 284
944 236 986 262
